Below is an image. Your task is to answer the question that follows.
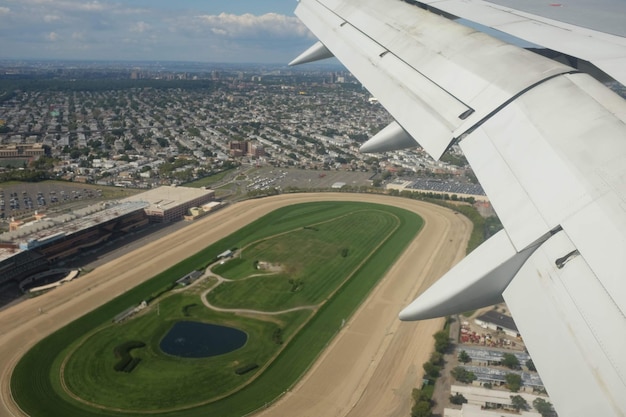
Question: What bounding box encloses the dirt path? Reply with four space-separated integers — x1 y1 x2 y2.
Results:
0 194 471 417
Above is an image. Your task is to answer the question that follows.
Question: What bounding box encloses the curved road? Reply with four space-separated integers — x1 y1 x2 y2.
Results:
0 193 471 417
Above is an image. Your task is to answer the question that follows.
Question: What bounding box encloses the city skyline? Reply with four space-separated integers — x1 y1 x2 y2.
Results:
0 0 314 64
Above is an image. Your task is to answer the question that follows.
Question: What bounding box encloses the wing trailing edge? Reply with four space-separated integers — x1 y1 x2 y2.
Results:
293 0 572 161
399 229 543 321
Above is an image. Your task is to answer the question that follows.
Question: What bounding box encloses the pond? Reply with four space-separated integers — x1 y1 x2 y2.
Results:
160 321 248 358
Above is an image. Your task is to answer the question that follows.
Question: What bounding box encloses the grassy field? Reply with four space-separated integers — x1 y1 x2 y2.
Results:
209 210 399 310
12 201 423 417
184 168 237 189
63 291 310 411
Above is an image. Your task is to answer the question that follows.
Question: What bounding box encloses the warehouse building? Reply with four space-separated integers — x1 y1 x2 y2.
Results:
475 310 520 338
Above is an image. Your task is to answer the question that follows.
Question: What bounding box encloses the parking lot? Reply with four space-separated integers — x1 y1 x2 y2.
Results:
0 182 103 224
248 166 375 190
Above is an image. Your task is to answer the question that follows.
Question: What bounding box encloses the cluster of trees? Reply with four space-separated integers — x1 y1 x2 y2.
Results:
246 187 280 198
0 168 50 183
450 366 477 384
411 329 452 417
509 395 557 416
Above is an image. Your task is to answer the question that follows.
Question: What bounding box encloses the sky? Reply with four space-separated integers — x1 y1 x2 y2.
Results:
0 0 316 64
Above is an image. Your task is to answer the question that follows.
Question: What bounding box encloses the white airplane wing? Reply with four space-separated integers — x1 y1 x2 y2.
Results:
290 0 626 416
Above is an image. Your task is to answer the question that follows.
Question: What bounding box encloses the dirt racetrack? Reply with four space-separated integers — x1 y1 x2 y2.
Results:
0 193 471 417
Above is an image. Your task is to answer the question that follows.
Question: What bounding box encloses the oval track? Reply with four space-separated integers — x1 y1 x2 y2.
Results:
0 193 471 417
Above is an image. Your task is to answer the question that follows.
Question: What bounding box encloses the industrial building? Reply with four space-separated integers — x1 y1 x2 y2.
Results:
460 347 531 368
445 402 541 417
122 185 215 223
459 366 544 392
0 143 47 160
447 385 546 416
475 310 520 338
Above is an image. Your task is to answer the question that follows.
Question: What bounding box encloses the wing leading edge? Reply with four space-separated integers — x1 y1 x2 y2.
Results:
291 0 626 415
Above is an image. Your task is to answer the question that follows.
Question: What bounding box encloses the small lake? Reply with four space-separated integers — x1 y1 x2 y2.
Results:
160 321 247 358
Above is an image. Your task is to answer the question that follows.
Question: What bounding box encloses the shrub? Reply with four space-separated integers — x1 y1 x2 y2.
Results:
113 341 145 373
272 328 283 345
182 303 198 317
450 393 467 405
235 363 258 375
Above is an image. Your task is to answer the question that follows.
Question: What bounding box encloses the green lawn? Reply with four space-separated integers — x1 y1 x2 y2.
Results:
184 168 236 188
12 201 423 417
63 292 310 411
209 210 399 310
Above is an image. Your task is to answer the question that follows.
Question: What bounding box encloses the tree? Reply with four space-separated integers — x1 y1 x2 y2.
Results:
433 331 450 353
451 366 477 384
510 395 529 411
412 388 430 403
501 353 520 369
422 361 441 378
458 350 471 364
411 389 433 417
505 373 522 392
427 352 441 368
526 358 536 371
533 398 556 417
450 393 468 405
411 401 432 417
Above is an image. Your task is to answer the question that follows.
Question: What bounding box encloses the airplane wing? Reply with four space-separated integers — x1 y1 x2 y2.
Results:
290 1 626 416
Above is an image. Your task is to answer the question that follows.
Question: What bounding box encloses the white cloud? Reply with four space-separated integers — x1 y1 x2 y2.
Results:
0 7 10 16
130 21 150 33
43 14 61 22
71 31 84 40
46 31 59 41
195 13 310 39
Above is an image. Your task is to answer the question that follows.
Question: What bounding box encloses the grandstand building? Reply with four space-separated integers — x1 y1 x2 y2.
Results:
0 186 215 302
0 201 149 290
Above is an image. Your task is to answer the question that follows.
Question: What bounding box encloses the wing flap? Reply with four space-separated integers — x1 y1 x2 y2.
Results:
296 0 471 158
420 0 626 85
504 230 626 416
294 0 571 160
399 229 541 320
460 73 626 251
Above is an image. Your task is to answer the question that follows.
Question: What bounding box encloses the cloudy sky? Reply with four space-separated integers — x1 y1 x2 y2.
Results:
0 0 316 63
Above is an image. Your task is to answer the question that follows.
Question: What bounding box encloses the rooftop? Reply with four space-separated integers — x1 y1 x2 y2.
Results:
122 186 214 212
476 310 519 332
0 200 149 260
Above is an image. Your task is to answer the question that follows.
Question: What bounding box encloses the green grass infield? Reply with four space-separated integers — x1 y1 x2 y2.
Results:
11 201 423 417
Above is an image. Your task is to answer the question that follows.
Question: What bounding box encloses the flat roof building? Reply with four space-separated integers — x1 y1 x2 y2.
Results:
445 403 541 417
475 310 520 337
449 385 547 415
123 186 215 223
